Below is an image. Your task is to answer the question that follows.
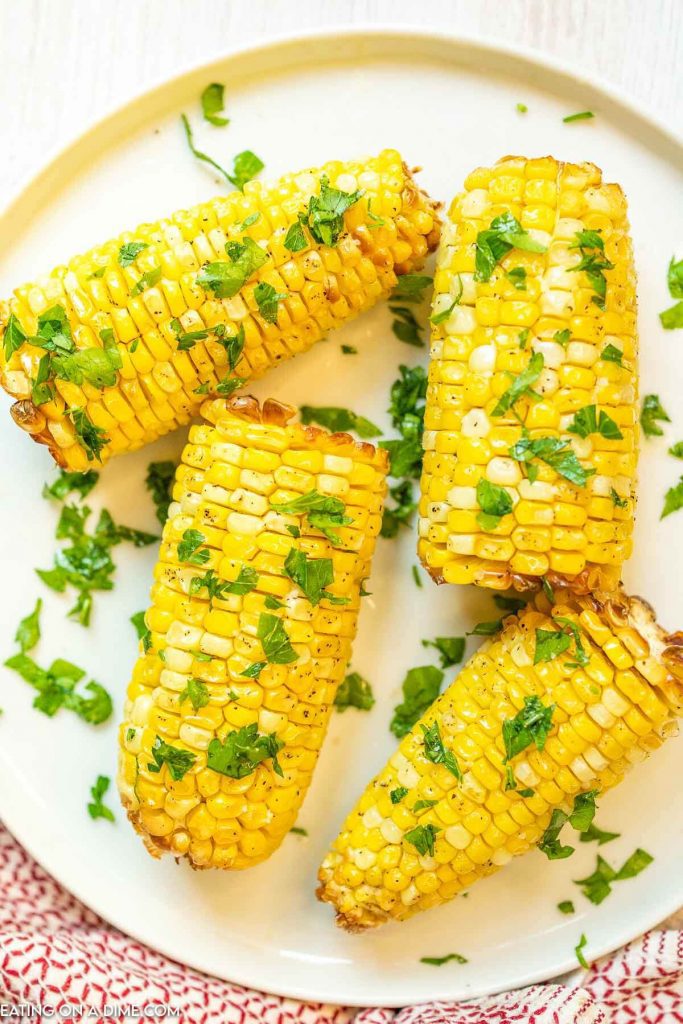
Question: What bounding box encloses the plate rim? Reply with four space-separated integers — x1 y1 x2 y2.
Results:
1 23 682 1009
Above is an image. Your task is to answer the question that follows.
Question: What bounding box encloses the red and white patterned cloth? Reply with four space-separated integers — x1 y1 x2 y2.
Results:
2 824 683 1023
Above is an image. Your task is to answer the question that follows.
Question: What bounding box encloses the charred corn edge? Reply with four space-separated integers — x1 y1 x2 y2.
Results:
317 585 681 931
201 394 390 472
118 401 387 869
418 153 637 592
0 154 441 469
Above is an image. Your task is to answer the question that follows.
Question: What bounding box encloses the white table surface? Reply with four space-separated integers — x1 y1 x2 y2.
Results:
2 0 682 934
1 0 681 198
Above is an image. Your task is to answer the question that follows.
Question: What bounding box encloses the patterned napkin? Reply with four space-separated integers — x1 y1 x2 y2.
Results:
2 824 683 1023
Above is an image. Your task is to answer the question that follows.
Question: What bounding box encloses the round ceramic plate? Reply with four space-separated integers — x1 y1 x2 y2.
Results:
1 27 682 1010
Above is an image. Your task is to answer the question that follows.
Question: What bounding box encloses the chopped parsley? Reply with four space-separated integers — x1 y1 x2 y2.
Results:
14 598 42 654
391 274 432 303
148 736 196 780
430 277 463 325
569 229 612 309
516 102 528 113
494 594 526 613
270 490 352 545
118 242 148 267
420 953 468 966
554 329 571 347
641 394 670 438
661 477 683 520
491 351 544 417
502 695 555 762
476 478 513 529
177 529 210 565
475 211 547 282
179 678 210 711
421 636 465 669
3 313 27 360
284 549 341 606
575 934 590 970
341 344 357 355
601 343 623 365
509 434 594 487
575 848 653 905
567 405 622 440
539 791 598 860
207 722 284 778
563 111 595 123
181 114 262 189
130 611 152 653
256 612 298 665
334 671 375 712
201 82 229 126
534 628 571 663
421 720 461 780
299 405 381 439
197 236 268 298
390 786 408 804
390 305 424 347
43 469 99 502
669 441 683 459
580 823 620 846
558 901 575 915
305 175 362 246
611 488 628 509
290 827 308 836
70 408 109 462
468 619 503 636
254 281 287 324
87 775 115 823
189 565 258 601
380 364 427 537
405 823 440 857
130 266 162 296
390 665 444 738
661 256 683 328
4 652 112 723
412 565 422 588
145 460 176 525
505 266 527 290
414 798 438 812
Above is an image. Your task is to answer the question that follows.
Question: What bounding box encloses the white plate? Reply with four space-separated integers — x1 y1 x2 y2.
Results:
1 27 682 1010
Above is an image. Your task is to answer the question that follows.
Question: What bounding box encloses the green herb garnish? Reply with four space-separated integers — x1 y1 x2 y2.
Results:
270 490 352 545
563 111 595 123
475 211 547 282
5 653 112 723
300 405 381 439
207 722 284 778
145 460 176 525
421 720 461 780
502 695 555 762
405 823 440 857
179 678 210 711
421 636 465 668
177 529 210 565
390 665 444 738
87 775 115 822
201 82 229 126
641 394 670 438
148 736 196 780
118 242 148 267
14 598 42 654
334 671 375 712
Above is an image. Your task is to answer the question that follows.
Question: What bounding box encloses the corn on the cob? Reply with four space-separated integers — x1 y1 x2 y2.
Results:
118 394 387 869
0 151 439 470
318 588 683 930
418 156 637 593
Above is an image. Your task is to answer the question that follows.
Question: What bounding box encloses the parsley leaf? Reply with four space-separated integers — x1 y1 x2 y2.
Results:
667 256 683 299
476 478 513 529
3 313 27 360
405 823 440 856
148 736 196 780
661 477 683 520
509 434 595 487
475 211 547 282
390 305 424 347
390 787 408 804
229 150 264 190
390 666 444 738
569 229 613 309
254 281 286 324
502 695 555 761
491 351 544 417
189 565 258 601
468 619 503 636
257 612 298 665
567 405 623 440
304 175 363 246
145 460 176 525
601 343 623 365
640 394 670 438
558 901 575 915
580 822 620 846
300 405 381 439
534 628 572 664
334 671 375 712
130 611 152 653
563 111 595 123
380 480 417 538
421 636 465 668
391 274 433 303
87 775 115 822
197 236 268 298
177 529 210 565
14 598 42 654
70 408 109 462
420 953 468 966
130 266 162 297
201 82 229 126
284 548 335 606
43 469 99 502
669 442 683 459
421 720 461 780
505 266 527 290
179 678 210 711
284 217 309 253
270 490 352 545
4 653 112 723
538 809 575 860
207 722 284 778
118 242 148 267
494 594 526 613
575 934 590 969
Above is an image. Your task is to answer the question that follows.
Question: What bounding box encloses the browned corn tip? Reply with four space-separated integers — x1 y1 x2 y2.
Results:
424 562 621 595
201 394 390 471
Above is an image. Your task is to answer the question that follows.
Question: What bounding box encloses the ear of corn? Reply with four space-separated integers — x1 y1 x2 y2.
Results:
418 156 637 593
318 588 683 930
0 151 439 470
118 395 387 870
